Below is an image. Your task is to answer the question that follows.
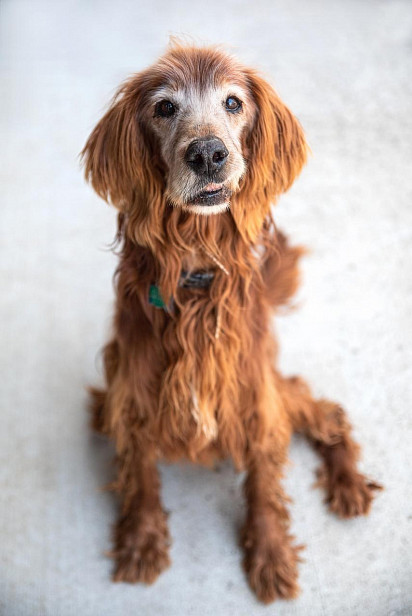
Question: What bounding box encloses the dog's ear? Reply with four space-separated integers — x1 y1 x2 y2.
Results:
233 70 308 242
81 77 160 212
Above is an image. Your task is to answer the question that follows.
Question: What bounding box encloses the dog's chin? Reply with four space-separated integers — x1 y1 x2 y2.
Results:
181 201 230 216
181 183 232 216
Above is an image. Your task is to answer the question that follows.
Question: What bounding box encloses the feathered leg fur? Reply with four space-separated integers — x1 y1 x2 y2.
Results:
242 445 302 603
278 375 382 517
111 446 171 584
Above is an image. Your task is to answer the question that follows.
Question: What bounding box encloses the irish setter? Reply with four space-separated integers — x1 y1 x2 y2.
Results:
82 42 381 604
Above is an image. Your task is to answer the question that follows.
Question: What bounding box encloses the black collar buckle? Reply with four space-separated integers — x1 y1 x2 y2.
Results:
179 270 215 289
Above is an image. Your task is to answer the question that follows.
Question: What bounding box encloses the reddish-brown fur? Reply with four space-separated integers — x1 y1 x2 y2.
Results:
82 43 381 603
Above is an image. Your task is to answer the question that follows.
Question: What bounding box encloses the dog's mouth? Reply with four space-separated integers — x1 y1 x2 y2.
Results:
187 183 231 206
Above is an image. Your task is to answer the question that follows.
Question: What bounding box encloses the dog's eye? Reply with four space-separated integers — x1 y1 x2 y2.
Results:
225 96 242 113
155 100 176 118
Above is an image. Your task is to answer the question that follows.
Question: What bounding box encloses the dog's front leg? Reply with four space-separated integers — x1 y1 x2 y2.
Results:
242 445 301 603
111 447 171 585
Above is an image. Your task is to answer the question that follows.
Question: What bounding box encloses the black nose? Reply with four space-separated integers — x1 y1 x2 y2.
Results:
185 137 229 176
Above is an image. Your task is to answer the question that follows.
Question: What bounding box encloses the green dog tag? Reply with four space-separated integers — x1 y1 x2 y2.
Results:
149 285 166 309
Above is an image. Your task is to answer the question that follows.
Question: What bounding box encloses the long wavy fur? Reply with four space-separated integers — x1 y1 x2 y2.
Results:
81 43 380 603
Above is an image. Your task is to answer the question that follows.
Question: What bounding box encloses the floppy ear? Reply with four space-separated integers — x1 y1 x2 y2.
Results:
233 70 308 243
81 77 161 212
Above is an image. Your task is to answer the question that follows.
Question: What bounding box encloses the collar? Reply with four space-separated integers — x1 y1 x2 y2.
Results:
178 269 215 289
149 269 215 310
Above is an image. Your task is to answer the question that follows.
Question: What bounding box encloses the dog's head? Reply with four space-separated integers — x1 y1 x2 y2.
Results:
82 43 307 243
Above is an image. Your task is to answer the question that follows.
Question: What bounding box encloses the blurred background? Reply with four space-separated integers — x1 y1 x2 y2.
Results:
1 1 411 614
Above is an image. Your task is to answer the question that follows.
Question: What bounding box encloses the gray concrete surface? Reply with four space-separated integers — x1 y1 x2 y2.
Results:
1 1 412 614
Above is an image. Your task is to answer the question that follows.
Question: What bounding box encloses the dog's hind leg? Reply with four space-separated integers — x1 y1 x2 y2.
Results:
88 386 107 434
261 229 306 310
88 340 120 435
278 375 382 518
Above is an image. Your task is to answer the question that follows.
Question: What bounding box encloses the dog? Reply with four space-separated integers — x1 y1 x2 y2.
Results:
82 42 381 604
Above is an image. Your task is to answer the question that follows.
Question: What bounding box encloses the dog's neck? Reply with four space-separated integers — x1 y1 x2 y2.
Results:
181 247 213 273
121 205 236 269
118 206 270 306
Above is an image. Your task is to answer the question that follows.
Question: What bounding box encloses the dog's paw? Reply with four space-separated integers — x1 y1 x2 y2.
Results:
326 471 382 518
242 523 302 603
111 511 171 584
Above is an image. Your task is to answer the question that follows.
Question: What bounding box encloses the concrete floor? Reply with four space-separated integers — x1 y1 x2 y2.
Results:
1 1 412 614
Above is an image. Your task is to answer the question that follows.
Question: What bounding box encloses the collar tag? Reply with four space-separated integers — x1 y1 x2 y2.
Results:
148 284 166 309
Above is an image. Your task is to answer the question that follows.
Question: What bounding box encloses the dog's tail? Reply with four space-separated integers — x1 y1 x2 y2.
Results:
261 230 306 310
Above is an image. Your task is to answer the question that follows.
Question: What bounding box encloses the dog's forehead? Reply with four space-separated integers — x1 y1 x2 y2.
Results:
148 48 249 99
159 47 243 83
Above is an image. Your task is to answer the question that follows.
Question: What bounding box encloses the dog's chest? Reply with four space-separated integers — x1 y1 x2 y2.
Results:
189 386 218 442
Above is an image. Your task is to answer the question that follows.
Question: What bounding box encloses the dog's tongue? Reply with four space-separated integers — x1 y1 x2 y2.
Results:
203 183 222 193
